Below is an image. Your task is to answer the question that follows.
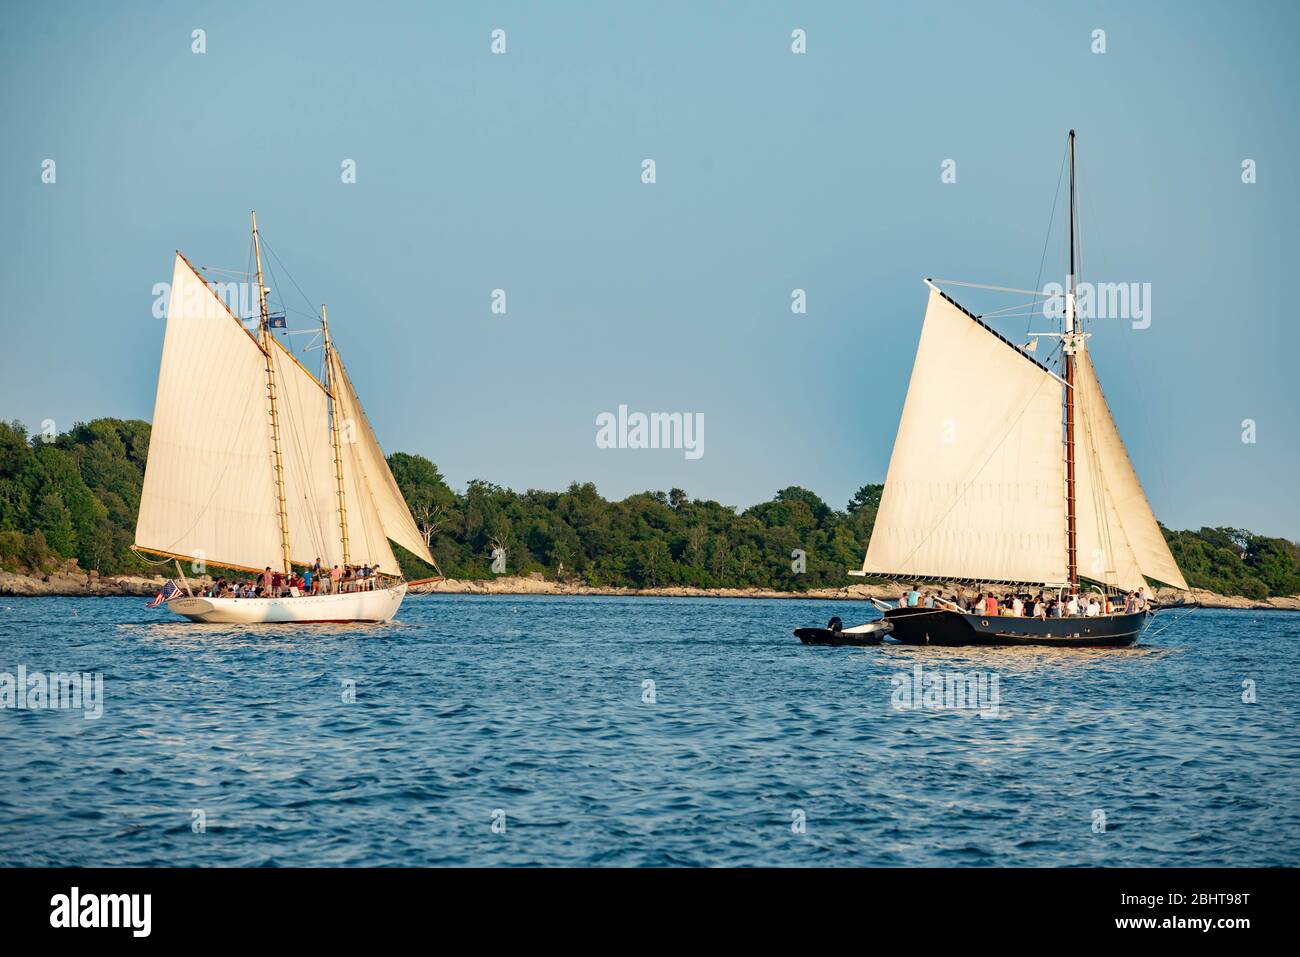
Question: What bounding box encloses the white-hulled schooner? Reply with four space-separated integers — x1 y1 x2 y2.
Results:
133 214 438 623
798 131 1190 648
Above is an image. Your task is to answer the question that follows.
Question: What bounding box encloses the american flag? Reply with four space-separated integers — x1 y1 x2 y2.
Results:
146 580 182 608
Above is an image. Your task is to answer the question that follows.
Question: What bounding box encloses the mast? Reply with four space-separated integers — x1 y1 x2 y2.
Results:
1063 131 1079 590
252 211 293 574
321 304 351 566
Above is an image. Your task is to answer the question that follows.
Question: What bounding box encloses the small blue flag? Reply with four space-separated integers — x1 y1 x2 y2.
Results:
268 314 287 328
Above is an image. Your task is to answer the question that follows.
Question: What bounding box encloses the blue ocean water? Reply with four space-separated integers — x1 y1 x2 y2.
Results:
0 595 1297 867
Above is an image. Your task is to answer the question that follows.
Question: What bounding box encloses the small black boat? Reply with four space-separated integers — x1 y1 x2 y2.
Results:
795 616 892 646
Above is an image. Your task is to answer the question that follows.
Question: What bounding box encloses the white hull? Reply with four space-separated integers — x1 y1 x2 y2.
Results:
164 584 407 624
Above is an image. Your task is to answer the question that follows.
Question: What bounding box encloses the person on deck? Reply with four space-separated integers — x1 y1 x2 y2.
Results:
983 593 998 616
303 568 313 596
1086 597 1101 617
1067 593 1080 616
906 585 920 607
259 567 273 598
1012 595 1024 617
330 564 342 594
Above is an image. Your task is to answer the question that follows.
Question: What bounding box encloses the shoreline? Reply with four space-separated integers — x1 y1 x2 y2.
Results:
3 569 1298 612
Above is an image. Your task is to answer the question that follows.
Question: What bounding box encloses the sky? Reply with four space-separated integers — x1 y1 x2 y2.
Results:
1 1 1297 538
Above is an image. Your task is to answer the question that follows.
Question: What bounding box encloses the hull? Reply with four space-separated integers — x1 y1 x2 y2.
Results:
164 584 407 624
883 606 1148 648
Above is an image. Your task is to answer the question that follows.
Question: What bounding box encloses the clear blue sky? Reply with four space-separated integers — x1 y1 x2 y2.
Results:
2 1 1296 538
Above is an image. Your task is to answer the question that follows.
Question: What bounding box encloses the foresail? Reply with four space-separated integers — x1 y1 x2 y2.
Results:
327 349 401 575
1074 348 1188 590
861 289 1069 585
329 349 437 568
1074 405 1146 593
135 254 284 572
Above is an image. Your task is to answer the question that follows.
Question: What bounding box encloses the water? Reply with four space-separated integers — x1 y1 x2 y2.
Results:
1 595 1297 867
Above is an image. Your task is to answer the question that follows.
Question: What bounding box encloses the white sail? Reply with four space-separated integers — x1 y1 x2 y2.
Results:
326 348 401 575
328 348 437 568
861 289 1069 585
1074 348 1188 590
270 341 348 568
135 254 285 572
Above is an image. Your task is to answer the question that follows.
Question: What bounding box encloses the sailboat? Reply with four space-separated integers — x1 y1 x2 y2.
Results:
132 214 439 623
799 131 1189 648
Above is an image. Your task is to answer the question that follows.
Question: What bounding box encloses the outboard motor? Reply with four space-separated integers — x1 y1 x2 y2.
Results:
827 616 843 633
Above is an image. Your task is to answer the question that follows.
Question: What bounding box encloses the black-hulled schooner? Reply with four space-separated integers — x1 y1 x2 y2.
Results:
800 132 1189 648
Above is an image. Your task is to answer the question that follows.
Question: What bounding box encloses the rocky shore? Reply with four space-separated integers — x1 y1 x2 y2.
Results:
3 566 1297 611
0 566 169 597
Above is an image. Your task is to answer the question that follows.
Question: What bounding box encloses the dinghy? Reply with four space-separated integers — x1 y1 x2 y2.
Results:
796 132 1190 648
795 617 892 646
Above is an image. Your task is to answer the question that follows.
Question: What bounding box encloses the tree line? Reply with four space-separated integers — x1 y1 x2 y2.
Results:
2 418 1297 598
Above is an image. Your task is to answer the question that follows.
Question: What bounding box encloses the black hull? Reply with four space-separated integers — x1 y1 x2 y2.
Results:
883 606 1148 648
795 627 885 647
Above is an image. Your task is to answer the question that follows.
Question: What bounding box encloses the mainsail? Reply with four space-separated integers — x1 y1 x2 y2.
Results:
135 250 433 577
861 289 1069 585
135 255 286 572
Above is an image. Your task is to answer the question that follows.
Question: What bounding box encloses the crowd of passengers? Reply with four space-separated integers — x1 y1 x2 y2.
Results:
198 559 383 599
897 585 1152 618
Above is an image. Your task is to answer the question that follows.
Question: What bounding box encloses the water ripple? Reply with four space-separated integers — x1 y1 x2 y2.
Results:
1 597 1297 866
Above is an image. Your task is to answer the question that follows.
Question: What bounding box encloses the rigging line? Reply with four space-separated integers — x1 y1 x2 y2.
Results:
977 298 1053 319
261 236 325 330
976 308 1049 321
1027 139 1069 340
1076 154 1086 319
929 279 1046 296
1141 604 1199 640
261 236 328 383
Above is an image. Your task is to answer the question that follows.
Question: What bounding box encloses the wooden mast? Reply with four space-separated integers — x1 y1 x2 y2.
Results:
321 304 351 567
1063 131 1079 589
252 211 293 575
